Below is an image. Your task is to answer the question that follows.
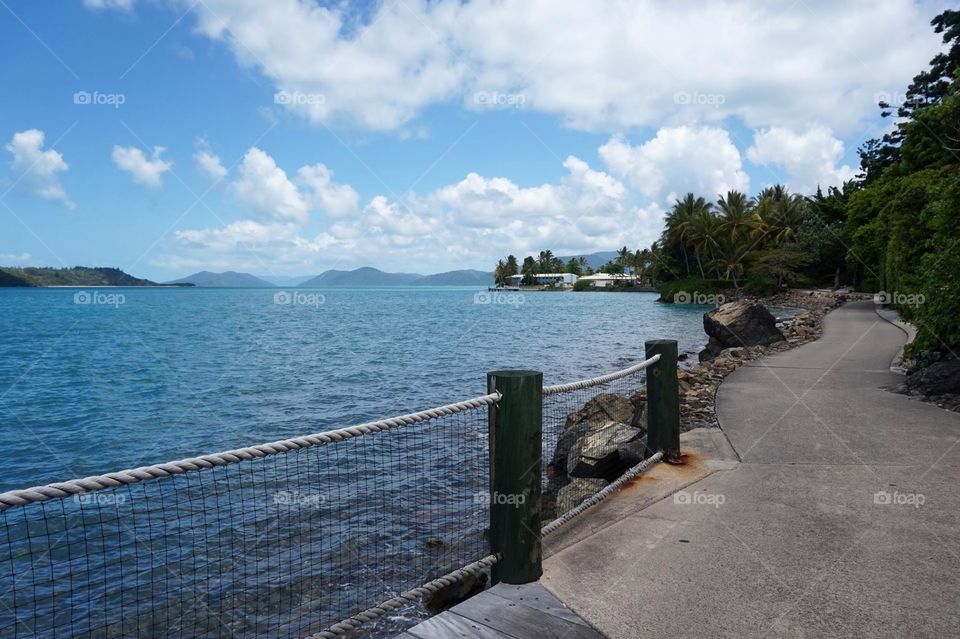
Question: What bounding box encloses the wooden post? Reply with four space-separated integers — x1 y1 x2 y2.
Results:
487 370 543 585
645 339 680 461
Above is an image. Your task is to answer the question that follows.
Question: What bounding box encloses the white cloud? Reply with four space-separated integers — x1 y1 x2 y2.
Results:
0 252 32 265
5 129 74 208
83 0 134 11
193 140 227 182
179 0 941 134
599 127 750 204
164 151 664 272
295 163 359 217
230 148 310 223
747 126 857 192
112 145 172 188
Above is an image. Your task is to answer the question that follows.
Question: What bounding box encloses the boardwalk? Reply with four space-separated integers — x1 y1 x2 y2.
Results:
400 583 605 639
542 301 960 637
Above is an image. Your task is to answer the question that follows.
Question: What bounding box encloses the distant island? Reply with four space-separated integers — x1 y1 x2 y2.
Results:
0 267 193 288
170 267 495 287
0 252 620 288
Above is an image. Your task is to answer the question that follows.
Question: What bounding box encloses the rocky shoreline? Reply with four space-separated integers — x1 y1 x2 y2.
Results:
546 289 859 517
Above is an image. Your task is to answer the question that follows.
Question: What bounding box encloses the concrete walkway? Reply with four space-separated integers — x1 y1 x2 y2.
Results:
543 301 960 637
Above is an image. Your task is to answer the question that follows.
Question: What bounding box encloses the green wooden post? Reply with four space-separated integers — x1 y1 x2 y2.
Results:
645 339 680 461
487 370 543 585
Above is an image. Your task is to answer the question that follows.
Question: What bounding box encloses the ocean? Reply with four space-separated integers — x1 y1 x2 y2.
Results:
0 286 711 637
0 286 709 492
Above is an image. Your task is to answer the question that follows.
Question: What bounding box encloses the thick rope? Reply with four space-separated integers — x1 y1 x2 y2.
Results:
307 553 501 638
541 451 663 536
0 392 501 511
542 354 661 396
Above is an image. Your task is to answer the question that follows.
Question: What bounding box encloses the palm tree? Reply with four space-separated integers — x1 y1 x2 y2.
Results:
617 246 632 272
669 193 716 279
717 190 758 244
754 185 806 245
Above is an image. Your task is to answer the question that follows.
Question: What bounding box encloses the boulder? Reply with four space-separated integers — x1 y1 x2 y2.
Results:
566 420 645 481
700 301 785 361
906 348 960 396
551 394 641 471
556 478 607 515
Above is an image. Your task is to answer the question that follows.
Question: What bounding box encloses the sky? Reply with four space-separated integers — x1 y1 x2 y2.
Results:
0 0 951 280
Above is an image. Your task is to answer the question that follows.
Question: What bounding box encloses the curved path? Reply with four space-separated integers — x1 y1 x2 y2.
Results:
543 301 960 637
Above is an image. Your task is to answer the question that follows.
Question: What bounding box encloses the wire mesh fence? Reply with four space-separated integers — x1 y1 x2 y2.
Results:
0 396 494 639
542 357 657 522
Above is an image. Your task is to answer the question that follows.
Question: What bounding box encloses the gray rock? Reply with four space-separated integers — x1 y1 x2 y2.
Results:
552 394 639 471
700 301 785 361
567 420 645 480
556 478 607 515
906 348 960 396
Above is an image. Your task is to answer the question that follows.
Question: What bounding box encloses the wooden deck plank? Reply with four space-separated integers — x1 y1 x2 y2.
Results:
447 589 605 639
487 583 589 627
405 611 517 639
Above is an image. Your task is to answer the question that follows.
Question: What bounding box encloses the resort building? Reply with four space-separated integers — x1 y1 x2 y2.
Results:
576 273 636 288
504 273 579 287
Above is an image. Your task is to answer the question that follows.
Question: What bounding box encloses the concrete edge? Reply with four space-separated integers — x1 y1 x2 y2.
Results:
874 305 915 375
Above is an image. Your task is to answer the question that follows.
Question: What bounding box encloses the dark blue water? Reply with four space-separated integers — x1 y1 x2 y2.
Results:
0 286 711 637
0 287 709 492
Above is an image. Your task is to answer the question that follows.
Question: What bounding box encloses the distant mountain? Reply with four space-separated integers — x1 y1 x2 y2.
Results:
0 266 168 287
167 271 275 287
411 269 492 286
258 274 315 287
299 267 424 287
556 251 619 270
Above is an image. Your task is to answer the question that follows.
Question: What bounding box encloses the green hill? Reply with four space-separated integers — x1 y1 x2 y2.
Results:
0 267 163 287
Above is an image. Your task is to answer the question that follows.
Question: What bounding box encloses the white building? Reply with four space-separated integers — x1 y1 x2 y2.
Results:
577 273 635 288
503 273 578 286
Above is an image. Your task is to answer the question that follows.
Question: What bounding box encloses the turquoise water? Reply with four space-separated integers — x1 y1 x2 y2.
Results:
0 287 708 492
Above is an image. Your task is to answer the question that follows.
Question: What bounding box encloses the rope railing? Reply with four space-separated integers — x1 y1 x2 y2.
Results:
542 354 661 396
310 553 501 638
542 452 663 537
0 392 501 639
0 391 501 510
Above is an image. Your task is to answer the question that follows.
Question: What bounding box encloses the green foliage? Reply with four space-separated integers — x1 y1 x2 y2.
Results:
656 277 720 303
846 9 960 360
743 272 779 297
0 267 157 287
573 279 593 292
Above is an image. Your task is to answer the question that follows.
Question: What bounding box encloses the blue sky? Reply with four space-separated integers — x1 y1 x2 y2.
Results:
0 0 948 280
